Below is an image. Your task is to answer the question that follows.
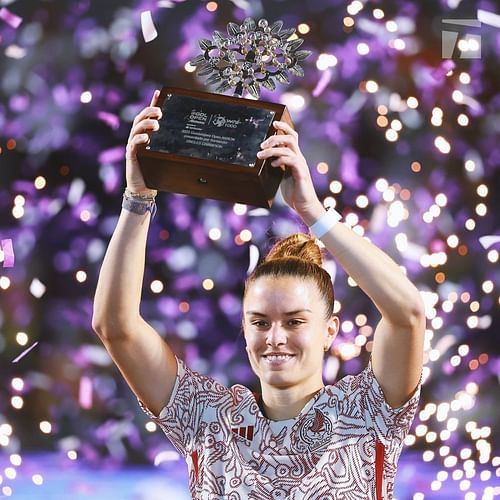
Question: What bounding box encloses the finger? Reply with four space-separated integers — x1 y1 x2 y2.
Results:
261 135 297 150
273 120 298 137
132 118 160 136
126 133 150 156
150 89 160 107
257 147 294 160
132 106 162 127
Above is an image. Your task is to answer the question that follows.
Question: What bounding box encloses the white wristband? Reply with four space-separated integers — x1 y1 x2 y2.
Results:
309 207 342 239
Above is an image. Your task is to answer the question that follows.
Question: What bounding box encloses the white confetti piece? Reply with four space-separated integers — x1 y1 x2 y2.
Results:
12 341 39 363
141 10 158 43
247 244 260 275
154 450 181 465
5 44 26 58
478 9 500 28
479 235 500 250
30 278 46 298
1 239 14 267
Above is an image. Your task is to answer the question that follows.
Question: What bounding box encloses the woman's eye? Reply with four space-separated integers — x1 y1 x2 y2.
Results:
288 319 304 326
252 321 268 328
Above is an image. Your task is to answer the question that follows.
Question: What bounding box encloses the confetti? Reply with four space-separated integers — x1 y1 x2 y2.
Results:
1 238 14 267
478 235 500 250
96 111 120 130
78 376 93 409
0 6 22 28
477 9 500 28
247 244 259 274
140 10 158 43
12 341 39 363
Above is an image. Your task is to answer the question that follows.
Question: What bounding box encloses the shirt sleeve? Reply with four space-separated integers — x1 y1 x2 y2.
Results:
350 359 421 446
138 355 230 457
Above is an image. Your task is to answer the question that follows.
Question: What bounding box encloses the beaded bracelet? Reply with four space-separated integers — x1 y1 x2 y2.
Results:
122 189 157 219
309 206 342 239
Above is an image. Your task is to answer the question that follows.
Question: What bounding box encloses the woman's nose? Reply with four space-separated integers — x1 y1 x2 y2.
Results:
266 324 287 346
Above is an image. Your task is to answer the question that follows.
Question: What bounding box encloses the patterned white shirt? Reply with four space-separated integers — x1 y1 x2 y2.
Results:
139 356 420 499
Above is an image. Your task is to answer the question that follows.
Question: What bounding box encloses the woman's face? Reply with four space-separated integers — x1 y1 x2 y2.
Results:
242 275 338 392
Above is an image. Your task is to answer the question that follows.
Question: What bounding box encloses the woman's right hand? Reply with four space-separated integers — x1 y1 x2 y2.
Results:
125 89 162 194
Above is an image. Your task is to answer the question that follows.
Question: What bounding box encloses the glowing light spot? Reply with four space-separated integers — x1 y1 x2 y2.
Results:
202 279 214 291
11 377 24 391
184 62 196 73
347 1 364 15
476 184 488 197
80 91 92 104
464 218 475 230
423 450 434 461
39 421 52 434
150 280 164 293
343 16 354 28
5 468 16 480
458 114 469 126
373 9 384 19
233 203 247 215
206 1 217 12
67 450 77 460
390 119 402 131
385 129 398 142
34 176 46 189
386 20 398 32
392 38 406 50
9 454 21 466
316 53 338 70
12 205 24 218
355 194 369 208
32 474 44 485
459 72 471 84
366 80 378 93
316 162 329 174
208 228 221 240
11 396 23 409
145 421 157 432
357 42 370 55
76 270 87 283
377 115 388 127
452 90 464 103
80 210 91 222
15 331 28 346
487 250 498 263
329 180 343 194
475 203 487 216
239 229 252 242
407 96 418 108
411 161 421 173
298 23 310 34
481 280 493 293
434 136 451 154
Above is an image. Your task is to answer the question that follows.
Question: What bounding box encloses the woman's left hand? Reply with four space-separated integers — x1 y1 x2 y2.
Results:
257 121 324 222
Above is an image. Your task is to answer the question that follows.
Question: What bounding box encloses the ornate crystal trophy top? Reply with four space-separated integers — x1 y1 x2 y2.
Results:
189 17 311 98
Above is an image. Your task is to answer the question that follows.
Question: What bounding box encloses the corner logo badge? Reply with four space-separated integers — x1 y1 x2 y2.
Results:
442 19 481 59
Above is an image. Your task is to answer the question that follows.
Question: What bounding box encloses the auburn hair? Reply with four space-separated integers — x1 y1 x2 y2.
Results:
244 233 334 319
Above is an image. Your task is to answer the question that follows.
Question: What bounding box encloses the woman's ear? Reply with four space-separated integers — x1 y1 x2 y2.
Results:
326 315 340 348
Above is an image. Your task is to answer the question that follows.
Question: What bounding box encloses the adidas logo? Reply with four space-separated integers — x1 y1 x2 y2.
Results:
231 425 254 441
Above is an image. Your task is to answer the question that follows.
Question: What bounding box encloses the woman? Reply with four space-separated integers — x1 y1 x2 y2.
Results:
92 90 425 499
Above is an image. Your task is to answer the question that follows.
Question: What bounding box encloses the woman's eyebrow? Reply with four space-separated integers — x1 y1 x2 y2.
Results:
245 309 312 316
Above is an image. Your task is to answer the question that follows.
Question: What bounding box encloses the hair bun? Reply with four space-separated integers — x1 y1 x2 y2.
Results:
264 233 323 267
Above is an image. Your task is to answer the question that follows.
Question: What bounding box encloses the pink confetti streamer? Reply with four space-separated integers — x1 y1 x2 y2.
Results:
0 7 22 29
12 341 39 363
79 376 93 409
1 238 14 268
97 111 120 130
141 10 158 43
313 70 332 97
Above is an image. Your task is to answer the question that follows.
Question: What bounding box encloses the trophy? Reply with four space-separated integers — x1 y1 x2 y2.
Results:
137 17 310 208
